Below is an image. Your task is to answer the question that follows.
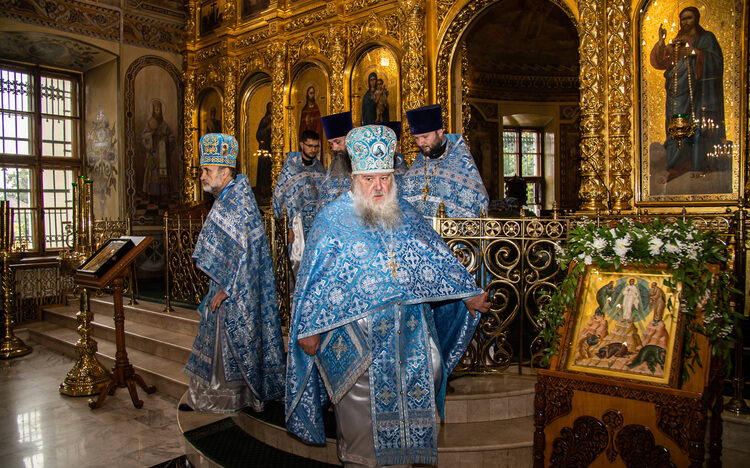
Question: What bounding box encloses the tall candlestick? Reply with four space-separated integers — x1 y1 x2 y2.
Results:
0 200 7 251
71 182 79 252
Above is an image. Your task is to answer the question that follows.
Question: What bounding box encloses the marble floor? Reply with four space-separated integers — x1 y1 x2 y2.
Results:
0 344 186 468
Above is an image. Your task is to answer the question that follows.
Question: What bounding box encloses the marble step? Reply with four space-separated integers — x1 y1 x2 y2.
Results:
42 303 195 364
444 374 536 423
79 294 200 336
25 321 189 400
722 406 750 460
92 296 200 335
204 394 533 467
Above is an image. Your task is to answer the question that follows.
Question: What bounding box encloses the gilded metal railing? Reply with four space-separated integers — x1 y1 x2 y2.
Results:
263 210 291 329
159 204 747 411
433 213 571 374
162 210 291 325
163 213 208 308
12 259 72 323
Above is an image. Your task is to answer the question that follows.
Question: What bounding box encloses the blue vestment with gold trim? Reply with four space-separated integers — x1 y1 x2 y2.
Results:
401 134 488 217
273 151 325 237
185 175 285 402
285 192 481 466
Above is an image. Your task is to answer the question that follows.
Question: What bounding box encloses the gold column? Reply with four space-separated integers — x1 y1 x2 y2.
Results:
269 41 287 188
400 0 426 163
59 288 110 396
0 202 31 359
578 0 608 212
401 0 426 112
328 24 347 114
606 0 633 211
221 56 238 137
183 70 200 202
460 42 471 144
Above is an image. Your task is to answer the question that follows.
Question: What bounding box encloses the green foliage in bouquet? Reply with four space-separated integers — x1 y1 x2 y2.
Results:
538 218 740 380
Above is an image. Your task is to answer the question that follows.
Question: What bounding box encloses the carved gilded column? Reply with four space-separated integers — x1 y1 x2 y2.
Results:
182 69 198 202
269 41 287 187
401 0 426 113
221 56 238 136
606 0 633 210
328 24 347 113
461 42 471 144
578 0 607 211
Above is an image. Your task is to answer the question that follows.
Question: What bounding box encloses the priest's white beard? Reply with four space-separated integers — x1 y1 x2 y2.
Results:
352 180 402 230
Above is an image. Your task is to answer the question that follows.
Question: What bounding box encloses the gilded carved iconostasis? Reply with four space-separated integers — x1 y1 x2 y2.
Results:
0 0 748 222
185 0 746 214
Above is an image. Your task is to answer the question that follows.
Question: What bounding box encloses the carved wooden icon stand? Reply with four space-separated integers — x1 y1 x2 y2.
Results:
533 309 723 468
74 237 156 409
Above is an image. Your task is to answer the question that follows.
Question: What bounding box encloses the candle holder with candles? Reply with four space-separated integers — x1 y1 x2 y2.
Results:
0 200 32 359
57 177 111 396
666 40 697 147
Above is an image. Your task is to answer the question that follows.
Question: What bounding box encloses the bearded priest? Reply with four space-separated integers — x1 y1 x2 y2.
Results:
285 124 490 467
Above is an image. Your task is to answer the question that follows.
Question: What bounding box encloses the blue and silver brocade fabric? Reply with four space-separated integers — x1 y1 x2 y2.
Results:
272 151 326 236
316 173 351 210
393 152 408 186
401 133 489 217
185 174 286 402
285 192 482 465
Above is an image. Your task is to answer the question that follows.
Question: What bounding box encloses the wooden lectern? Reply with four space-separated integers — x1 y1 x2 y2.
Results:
74 236 157 409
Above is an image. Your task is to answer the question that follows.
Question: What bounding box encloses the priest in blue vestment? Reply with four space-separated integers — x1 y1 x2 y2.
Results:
401 104 489 218
184 133 285 413
286 125 490 467
273 129 325 267
317 111 354 209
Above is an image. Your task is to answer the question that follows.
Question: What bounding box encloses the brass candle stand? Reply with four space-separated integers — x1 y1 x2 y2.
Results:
0 201 32 359
0 253 31 359
58 287 110 396
58 177 110 396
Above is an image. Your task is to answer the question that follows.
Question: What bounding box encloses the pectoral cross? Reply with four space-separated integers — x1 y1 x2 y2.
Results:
387 250 400 278
421 183 430 202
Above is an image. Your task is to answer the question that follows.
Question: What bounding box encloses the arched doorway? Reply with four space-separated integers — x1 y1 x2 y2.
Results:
451 0 581 213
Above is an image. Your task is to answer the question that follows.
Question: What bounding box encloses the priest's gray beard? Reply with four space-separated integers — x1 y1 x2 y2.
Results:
352 179 402 230
328 150 351 177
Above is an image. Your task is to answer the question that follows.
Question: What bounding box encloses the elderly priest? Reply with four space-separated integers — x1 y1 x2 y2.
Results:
285 124 490 467
183 133 285 413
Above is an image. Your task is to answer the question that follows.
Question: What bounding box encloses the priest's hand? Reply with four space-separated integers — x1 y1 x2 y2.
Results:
298 334 320 356
288 227 295 245
210 290 229 312
464 292 490 318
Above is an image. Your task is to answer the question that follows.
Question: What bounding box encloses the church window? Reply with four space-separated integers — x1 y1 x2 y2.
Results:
0 64 81 253
502 128 544 215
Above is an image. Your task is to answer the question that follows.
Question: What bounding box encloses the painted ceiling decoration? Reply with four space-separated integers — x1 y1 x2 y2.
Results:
0 31 117 71
0 0 186 52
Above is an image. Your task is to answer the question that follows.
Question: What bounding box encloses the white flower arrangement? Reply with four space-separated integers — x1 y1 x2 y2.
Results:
538 218 741 381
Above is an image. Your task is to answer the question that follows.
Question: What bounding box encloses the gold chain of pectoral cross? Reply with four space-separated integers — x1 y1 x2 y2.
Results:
422 157 445 202
376 228 400 279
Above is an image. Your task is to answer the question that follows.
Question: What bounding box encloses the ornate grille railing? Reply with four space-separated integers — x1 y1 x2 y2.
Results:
163 214 208 306
432 215 571 374
263 211 291 329
163 210 290 327
160 208 746 411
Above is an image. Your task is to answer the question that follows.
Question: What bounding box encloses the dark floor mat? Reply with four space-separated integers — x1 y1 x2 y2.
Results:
183 417 338 468
242 400 338 439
